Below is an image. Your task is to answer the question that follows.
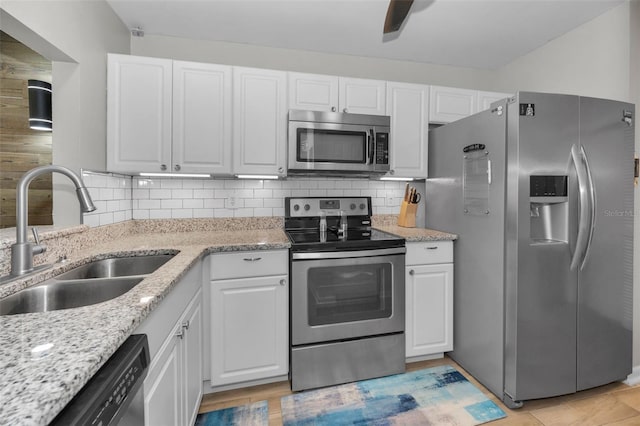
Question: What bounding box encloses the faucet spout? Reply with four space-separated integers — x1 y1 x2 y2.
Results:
11 165 96 277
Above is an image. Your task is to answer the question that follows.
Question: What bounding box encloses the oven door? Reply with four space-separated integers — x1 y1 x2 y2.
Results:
288 121 375 173
291 247 405 346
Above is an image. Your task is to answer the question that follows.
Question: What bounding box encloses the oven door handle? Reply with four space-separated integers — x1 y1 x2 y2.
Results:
292 246 406 260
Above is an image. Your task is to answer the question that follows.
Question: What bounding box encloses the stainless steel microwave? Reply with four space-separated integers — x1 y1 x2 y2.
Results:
288 110 390 175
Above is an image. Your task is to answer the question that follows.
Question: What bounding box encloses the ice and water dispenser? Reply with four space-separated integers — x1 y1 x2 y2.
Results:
529 175 568 243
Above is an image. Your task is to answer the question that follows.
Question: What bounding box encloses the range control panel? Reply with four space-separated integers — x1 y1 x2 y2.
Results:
287 197 371 218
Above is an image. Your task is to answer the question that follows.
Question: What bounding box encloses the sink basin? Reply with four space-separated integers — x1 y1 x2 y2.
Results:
56 254 175 280
0 253 176 315
0 277 143 316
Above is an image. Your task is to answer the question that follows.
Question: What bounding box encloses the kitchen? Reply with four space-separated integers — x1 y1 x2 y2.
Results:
1 0 639 425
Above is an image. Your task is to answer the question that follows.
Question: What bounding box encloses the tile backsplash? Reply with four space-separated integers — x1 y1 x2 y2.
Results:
82 171 417 226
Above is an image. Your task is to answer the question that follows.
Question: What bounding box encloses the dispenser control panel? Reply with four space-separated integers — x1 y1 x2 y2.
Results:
530 175 567 197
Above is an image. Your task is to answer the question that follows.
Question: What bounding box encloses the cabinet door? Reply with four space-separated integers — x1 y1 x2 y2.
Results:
429 85 477 124
288 72 339 112
339 77 386 115
233 67 287 176
182 293 203 426
477 90 511 112
144 328 182 426
210 275 288 385
173 61 232 174
386 82 429 178
107 54 172 173
406 263 454 357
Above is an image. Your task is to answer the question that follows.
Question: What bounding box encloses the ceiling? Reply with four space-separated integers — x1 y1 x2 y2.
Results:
106 0 623 70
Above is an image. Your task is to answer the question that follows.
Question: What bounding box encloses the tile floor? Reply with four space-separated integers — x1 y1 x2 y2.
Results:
198 356 640 425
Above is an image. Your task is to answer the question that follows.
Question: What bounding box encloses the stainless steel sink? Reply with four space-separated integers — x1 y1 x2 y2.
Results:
0 254 176 315
56 254 174 280
0 277 144 316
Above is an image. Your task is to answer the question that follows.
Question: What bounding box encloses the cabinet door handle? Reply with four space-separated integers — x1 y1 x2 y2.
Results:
174 164 181 171
160 164 167 171
279 279 286 286
343 108 348 113
175 328 184 339
278 167 284 174
425 246 438 250
331 106 336 112
182 320 190 330
409 269 415 276
243 257 262 262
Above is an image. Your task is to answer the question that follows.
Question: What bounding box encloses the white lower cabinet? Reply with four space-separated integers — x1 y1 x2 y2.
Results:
206 250 288 390
405 241 454 360
134 262 203 426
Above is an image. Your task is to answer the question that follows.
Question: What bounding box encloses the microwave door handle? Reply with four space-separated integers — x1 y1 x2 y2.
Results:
368 129 375 164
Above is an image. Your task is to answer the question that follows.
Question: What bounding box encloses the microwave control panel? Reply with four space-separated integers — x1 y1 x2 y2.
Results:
376 133 389 164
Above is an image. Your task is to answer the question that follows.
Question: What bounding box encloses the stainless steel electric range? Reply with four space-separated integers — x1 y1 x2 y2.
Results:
285 196 406 391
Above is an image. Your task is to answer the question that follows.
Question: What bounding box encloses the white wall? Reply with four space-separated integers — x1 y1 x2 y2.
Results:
493 2 632 102
131 35 495 91
0 1 130 226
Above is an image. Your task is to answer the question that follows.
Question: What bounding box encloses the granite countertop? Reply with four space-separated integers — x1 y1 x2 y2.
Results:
0 227 290 426
375 225 458 242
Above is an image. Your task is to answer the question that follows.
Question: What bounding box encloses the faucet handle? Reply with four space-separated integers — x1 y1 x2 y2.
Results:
32 227 41 245
31 227 46 255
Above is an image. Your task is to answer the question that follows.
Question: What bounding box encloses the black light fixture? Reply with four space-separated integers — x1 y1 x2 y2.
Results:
28 79 52 131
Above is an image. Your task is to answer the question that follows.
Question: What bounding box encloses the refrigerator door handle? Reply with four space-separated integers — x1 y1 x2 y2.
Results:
579 145 596 270
570 144 592 271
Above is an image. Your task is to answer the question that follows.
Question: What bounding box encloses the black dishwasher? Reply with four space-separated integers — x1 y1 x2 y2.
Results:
51 334 150 426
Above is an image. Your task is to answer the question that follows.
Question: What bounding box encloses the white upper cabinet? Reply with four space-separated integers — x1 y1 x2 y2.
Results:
386 82 429 178
233 67 288 176
429 85 477 124
288 73 386 115
173 61 232 174
288 72 339 112
107 54 172 173
339 77 386 115
477 90 511 112
107 54 232 174
429 85 513 124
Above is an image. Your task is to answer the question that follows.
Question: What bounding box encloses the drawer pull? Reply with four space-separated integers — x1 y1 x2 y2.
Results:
409 269 415 275
176 328 184 339
243 257 262 262
182 320 190 330
280 279 286 286
425 246 439 250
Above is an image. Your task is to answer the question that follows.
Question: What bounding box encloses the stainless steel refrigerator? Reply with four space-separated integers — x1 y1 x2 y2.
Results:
425 92 635 408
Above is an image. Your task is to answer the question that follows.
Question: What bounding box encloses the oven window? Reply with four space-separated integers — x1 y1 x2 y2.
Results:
307 263 392 326
297 128 367 163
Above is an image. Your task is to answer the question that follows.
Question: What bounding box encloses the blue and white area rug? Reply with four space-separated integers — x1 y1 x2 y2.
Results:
281 365 506 425
195 400 268 426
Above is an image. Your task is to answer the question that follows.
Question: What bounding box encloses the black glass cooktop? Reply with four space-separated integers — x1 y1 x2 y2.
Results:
286 228 405 252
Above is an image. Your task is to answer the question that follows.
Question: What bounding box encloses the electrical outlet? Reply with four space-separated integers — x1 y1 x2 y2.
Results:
228 196 237 208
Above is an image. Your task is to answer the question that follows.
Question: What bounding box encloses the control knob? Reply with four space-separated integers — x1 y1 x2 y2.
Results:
293 204 300 211
304 204 310 211
359 203 366 210
350 203 356 210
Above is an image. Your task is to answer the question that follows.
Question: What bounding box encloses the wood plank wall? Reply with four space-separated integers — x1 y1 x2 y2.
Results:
0 31 53 229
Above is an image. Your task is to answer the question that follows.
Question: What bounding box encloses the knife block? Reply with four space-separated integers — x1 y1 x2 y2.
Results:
397 200 417 228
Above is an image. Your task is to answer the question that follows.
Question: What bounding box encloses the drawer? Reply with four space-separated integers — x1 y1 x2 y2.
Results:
210 250 288 280
405 241 453 265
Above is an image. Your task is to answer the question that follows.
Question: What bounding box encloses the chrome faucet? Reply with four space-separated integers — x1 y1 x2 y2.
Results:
10 165 96 277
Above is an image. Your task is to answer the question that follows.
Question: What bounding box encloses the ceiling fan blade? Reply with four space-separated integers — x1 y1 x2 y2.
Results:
383 0 415 34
